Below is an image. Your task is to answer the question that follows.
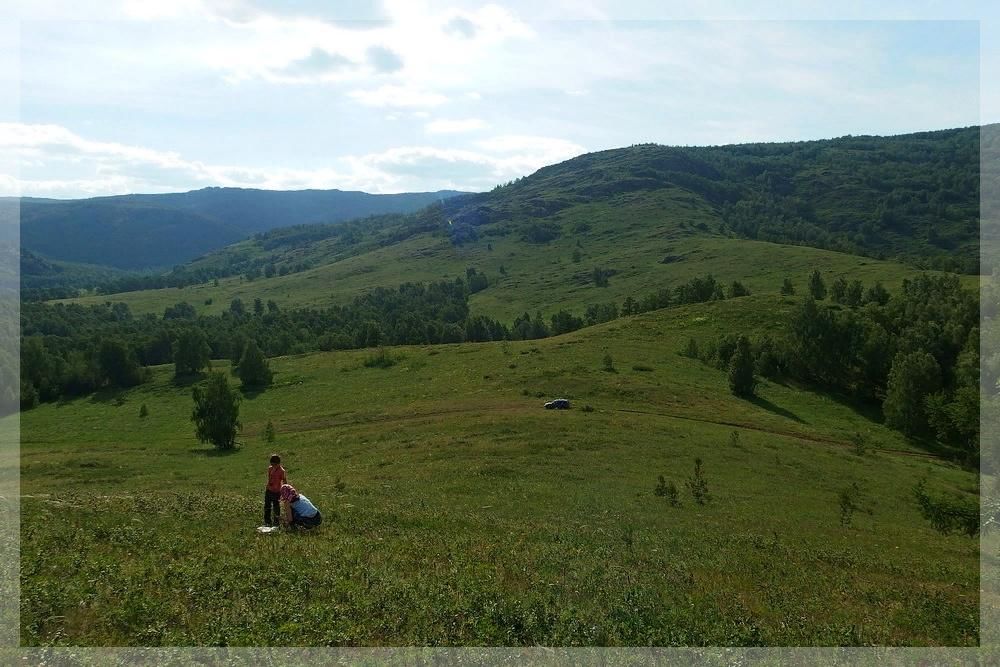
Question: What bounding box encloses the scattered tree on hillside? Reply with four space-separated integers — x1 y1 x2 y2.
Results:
174 328 212 377
882 351 942 437
727 335 757 398
830 277 848 303
846 280 864 307
864 282 890 306
808 270 827 300
728 281 751 298
686 458 710 504
238 339 273 389
780 278 795 296
191 372 241 450
592 267 612 288
602 353 615 372
97 339 145 388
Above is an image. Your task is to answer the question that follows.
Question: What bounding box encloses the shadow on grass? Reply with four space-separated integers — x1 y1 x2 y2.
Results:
240 385 268 400
748 395 806 424
87 388 136 407
188 446 241 457
172 373 206 389
771 379 971 464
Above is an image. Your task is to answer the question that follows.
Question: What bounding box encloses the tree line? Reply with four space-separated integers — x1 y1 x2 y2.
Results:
19 272 741 408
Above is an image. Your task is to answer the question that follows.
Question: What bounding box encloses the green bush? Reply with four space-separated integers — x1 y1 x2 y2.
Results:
364 347 398 369
913 479 978 536
686 458 710 505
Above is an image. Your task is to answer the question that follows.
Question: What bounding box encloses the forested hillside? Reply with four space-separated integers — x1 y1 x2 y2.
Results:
18 187 466 271
441 126 979 273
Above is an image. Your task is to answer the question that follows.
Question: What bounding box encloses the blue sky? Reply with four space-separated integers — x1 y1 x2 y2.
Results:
0 1 994 198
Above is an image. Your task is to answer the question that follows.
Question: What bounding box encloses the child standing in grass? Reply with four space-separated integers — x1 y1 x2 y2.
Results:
264 454 287 527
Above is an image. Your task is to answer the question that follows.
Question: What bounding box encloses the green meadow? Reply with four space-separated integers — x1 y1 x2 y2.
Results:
20 296 979 646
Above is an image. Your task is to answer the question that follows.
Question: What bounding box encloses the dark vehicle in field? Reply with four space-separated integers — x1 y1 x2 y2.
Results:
544 398 570 410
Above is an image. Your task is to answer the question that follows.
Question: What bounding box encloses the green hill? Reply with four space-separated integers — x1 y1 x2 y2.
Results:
19 297 979 645
18 187 466 271
18 126 984 646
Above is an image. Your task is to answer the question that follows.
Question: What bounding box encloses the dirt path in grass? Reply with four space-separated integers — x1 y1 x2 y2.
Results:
276 401 947 462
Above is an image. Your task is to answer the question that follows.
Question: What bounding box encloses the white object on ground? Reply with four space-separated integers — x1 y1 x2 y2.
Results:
256 525 280 533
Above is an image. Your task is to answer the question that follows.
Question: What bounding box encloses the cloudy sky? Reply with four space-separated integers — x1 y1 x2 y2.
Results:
0 0 996 198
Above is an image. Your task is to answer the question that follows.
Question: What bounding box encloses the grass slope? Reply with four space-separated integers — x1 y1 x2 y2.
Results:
20 296 978 646
59 189 974 321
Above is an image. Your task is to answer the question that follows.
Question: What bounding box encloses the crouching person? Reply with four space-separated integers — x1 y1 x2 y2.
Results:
279 483 322 530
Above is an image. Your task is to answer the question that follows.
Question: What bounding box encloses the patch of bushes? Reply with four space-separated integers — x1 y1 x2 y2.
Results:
655 475 680 506
913 479 978 536
363 348 398 369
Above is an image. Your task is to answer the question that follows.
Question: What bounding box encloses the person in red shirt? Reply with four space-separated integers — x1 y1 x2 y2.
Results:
264 454 287 526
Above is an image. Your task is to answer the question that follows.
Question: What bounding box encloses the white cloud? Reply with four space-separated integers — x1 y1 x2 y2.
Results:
425 118 488 134
0 122 587 197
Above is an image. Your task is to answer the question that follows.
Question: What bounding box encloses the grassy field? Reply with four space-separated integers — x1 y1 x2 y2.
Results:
57 190 977 322
20 295 979 646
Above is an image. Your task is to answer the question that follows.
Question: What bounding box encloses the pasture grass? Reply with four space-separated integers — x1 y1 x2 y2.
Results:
19 297 979 646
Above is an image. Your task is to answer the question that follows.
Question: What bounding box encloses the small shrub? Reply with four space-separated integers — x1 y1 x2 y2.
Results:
728 431 740 448
728 281 751 298
913 479 979 536
138 403 149 418
264 420 276 444
655 475 680 506
686 458 710 504
334 477 346 492
851 432 867 456
592 267 612 288
682 338 700 358
632 364 654 372
364 347 397 369
839 483 860 527
581 404 594 413
204 298 213 305
602 353 615 372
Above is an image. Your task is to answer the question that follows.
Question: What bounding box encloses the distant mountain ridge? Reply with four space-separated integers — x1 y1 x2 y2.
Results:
17 187 467 270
